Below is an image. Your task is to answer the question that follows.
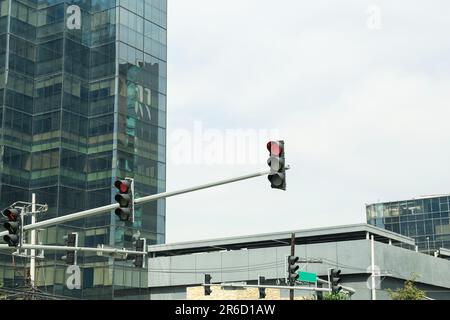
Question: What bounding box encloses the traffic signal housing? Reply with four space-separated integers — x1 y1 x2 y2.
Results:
287 255 299 285
259 276 266 299
204 274 212 296
134 238 146 268
2 208 22 247
114 178 134 222
126 238 147 268
267 141 286 191
62 232 78 265
330 269 342 294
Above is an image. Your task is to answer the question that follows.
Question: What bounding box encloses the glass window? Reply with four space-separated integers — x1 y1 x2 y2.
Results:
424 199 432 213
412 205 423 215
0 0 9 17
399 222 408 235
46 227 57 244
31 149 60 170
391 223 400 234
425 219 433 235
431 198 440 212
94 268 105 286
83 268 94 289
33 112 60 134
417 221 425 236
114 268 124 287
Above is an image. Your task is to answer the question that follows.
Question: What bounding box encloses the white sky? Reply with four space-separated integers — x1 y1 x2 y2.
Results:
164 0 450 243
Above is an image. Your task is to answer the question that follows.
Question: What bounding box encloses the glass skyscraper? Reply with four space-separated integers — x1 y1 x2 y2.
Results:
367 195 450 254
0 0 166 299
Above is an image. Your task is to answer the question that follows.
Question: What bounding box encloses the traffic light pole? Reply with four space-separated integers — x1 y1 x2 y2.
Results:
371 234 376 300
0 243 146 256
30 193 36 288
290 233 295 301
327 268 332 292
204 280 356 294
0 169 275 237
205 283 333 293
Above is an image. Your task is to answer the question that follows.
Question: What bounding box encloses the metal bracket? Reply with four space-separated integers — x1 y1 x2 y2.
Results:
1 201 48 218
96 244 128 259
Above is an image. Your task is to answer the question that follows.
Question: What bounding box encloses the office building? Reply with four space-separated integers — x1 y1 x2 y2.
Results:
0 0 167 299
367 195 450 254
146 224 450 300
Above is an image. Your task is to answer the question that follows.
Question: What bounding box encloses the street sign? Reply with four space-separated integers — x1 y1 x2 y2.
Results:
297 271 317 283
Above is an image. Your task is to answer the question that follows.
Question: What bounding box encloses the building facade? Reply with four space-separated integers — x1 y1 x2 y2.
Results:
367 195 450 254
0 0 167 299
146 224 450 300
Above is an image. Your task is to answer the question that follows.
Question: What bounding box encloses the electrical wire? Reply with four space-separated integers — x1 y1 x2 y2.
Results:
146 256 375 275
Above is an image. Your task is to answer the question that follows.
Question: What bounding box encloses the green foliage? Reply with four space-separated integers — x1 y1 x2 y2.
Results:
323 292 350 300
387 274 426 300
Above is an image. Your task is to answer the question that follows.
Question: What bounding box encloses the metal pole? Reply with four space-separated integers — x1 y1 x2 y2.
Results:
317 277 356 295
327 268 332 293
3 0 12 87
134 169 272 205
371 235 376 301
30 193 36 288
290 233 295 301
206 283 333 292
0 244 146 255
211 282 356 294
0 169 272 237
0 203 117 239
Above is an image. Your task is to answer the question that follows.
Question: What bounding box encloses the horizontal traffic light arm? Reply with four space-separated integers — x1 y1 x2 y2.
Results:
316 277 356 295
203 283 333 292
0 168 289 237
0 243 146 256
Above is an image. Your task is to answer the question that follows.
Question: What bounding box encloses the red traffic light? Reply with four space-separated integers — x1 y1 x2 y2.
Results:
114 180 131 193
2 208 21 247
114 178 134 222
267 141 283 156
4 209 20 221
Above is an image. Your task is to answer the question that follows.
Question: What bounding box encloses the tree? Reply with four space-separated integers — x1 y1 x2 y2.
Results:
323 292 350 300
387 274 426 300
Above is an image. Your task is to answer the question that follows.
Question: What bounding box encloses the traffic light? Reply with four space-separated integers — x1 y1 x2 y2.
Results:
259 276 266 299
114 178 134 222
2 208 22 247
267 141 286 191
330 269 342 294
287 255 299 285
126 238 146 268
134 238 146 268
62 232 78 265
204 274 212 296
